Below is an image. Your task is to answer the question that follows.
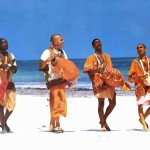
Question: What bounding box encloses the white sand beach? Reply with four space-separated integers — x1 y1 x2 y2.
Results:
1 93 150 150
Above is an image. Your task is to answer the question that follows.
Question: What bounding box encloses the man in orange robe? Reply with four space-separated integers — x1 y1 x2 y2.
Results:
39 34 72 133
128 43 150 132
83 38 116 131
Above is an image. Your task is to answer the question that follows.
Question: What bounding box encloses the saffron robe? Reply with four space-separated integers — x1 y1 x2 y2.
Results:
83 53 115 100
128 57 150 106
40 47 78 119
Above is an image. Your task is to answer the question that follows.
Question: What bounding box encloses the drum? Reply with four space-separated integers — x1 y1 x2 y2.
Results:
53 58 79 81
99 66 131 91
100 66 124 87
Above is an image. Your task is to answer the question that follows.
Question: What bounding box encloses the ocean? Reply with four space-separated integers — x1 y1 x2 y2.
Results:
13 57 135 91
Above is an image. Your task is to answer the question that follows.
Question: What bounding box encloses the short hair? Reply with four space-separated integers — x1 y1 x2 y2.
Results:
50 34 62 42
0 38 6 43
92 38 101 46
137 43 146 49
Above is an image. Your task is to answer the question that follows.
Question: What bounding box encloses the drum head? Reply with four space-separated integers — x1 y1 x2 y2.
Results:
53 58 79 81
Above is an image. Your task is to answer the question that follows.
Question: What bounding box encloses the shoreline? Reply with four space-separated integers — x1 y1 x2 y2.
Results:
16 87 135 97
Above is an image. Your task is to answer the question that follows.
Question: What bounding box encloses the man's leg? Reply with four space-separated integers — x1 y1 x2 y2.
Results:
144 107 150 120
49 117 55 131
53 117 63 133
138 105 148 131
0 105 6 133
104 93 116 131
4 109 13 132
98 98 106 131
139 106 150 129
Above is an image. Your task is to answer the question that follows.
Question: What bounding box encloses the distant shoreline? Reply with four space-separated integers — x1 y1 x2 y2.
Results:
17 57 136 61
16 87 135 97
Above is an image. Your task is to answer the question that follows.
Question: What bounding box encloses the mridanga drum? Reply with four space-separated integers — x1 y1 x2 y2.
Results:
52 57 79 88
95 54 131 91
53 57 79 81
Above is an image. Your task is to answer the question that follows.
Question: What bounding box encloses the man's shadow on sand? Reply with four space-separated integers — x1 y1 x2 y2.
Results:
127 128 149 132
81 129 121 132
38 124 148 133
82 128 149 132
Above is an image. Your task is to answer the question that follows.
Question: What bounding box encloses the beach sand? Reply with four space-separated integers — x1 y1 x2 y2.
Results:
1 89 150 150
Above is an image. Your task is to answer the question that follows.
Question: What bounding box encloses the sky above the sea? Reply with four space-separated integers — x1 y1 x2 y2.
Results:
1 0 150 60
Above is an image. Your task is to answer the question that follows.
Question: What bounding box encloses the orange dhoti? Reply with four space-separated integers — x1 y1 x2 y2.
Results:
49 83 67 119
95 86 115 100
48 58 79 119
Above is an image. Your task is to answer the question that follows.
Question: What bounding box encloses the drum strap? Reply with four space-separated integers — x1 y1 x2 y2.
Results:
49 47 65 58
94 53 103 68
139 57 149 76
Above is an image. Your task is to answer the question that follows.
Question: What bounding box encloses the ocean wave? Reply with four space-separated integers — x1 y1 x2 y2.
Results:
14 81 135 91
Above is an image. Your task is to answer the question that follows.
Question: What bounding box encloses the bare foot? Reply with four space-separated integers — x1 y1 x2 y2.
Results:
143 125 148 132
139 119 149 129
105 123 111 131
100 127 107 132
49 124 54 132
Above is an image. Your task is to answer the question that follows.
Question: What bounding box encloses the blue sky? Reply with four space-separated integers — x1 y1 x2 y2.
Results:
1 0 150 60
